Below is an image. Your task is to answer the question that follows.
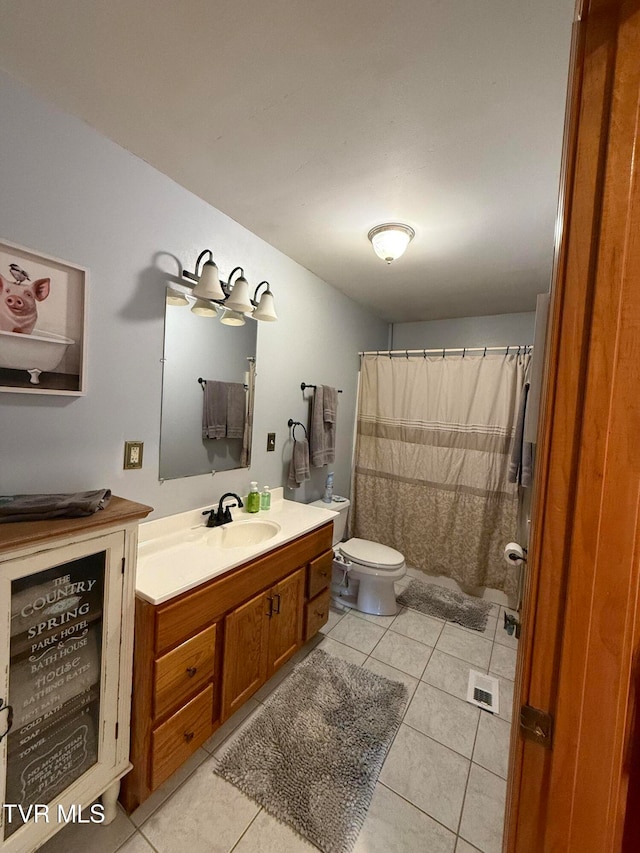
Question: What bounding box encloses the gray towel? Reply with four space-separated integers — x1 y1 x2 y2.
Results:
508 382 532 487
323 385 338 424
0 489 112 523
226 383 246 439
310 385 336 467
288 439 311 489
202 380 227 440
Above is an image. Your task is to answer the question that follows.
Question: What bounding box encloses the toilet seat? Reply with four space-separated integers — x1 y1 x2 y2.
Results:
339 538 405 571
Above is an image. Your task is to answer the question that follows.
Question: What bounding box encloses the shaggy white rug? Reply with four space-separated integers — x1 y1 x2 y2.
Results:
398 580 493 630
214 649 408 853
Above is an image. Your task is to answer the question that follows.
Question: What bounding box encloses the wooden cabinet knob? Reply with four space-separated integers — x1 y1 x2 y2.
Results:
315 609 326 618
186 667 197 677
184 730 195 743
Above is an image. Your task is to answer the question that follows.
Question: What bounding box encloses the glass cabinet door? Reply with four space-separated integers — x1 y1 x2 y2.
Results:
0 531 125 848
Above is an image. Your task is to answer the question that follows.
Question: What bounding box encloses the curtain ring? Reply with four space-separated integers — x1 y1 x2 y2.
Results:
463 348 466 358
506 345 510 355
423 349 427 359
483 347 487 357
406 349 409 359
442 348 445 358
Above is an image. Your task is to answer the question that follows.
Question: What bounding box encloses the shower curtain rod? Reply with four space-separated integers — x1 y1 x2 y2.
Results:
359 345 532 356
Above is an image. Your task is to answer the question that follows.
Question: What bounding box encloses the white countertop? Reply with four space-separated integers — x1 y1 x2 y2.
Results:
135 489 337 605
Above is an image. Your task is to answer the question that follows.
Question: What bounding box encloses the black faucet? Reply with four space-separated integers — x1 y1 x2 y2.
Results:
202 493 244 528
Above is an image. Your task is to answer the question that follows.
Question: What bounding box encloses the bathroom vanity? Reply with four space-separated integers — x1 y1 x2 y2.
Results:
0 496 152 853
119 491 336 813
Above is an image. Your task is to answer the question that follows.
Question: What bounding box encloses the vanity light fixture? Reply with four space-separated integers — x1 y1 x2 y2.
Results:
367 223 415 263
180 249 278 323
219 308 246 326
190 298 217 317
166 286 189 306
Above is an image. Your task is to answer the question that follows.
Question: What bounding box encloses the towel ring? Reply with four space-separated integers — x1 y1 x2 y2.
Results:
287 418 308 441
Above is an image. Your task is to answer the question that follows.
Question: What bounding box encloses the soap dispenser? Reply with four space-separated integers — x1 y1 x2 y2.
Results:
260 486 271 511
247 481 260 513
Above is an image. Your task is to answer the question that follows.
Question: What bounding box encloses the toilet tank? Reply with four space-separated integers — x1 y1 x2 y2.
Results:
309 497 350 545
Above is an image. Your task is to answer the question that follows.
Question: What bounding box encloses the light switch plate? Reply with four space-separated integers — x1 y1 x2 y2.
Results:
267 432 276 451
124 441 144 469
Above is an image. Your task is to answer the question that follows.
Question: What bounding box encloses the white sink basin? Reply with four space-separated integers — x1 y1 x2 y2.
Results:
217 519 281 549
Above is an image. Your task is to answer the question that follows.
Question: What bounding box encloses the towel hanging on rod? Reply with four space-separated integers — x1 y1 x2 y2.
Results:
300 382 343 393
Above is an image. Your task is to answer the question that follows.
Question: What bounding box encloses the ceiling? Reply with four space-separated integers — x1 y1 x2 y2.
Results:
0 0 574 323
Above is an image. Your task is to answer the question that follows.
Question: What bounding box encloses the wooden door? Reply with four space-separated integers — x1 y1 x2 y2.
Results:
220 589 270 721
505 0 640 849
267 568 305 676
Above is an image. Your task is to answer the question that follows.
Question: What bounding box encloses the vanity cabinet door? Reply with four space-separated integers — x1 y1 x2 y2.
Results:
221 590 270 721
266 567 305 676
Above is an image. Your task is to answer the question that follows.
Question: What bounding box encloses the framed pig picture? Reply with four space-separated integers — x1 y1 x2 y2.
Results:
0 240 87 395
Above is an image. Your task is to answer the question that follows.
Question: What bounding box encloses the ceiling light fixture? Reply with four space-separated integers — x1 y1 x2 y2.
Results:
179 249 278 323
367 223 415 263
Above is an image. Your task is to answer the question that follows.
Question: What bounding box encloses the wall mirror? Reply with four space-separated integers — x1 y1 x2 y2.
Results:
159 288 257 480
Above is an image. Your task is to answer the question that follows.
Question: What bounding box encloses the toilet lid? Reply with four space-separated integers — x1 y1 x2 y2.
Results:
339 538 405 570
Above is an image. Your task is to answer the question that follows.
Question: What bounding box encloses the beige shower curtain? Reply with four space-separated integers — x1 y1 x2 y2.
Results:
352 353 530 597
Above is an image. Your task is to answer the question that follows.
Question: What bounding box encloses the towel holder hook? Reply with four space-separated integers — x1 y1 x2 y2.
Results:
287 418 308 440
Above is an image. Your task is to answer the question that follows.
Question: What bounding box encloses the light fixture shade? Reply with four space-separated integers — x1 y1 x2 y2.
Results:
252 289 278 322
219 308 246 326
190 298 218 317
368 223 415 263
193 260 225 300
225 275 254 314
166 287 189 306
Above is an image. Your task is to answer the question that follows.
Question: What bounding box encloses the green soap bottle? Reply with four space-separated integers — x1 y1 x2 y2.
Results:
247 481 260 513
260 485 271 511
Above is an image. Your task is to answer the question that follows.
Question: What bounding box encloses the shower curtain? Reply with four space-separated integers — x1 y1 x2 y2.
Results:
352 352 530 597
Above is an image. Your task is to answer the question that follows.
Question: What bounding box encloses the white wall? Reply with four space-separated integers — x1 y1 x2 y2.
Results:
392 312 536 351
0 73 388 518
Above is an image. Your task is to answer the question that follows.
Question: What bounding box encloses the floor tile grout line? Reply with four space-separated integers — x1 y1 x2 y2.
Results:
227 807 266 853
131 826 162 853
377 779 460 841
454 694 484 841
401 717 478 763
130 750 212 830
110 822 138 853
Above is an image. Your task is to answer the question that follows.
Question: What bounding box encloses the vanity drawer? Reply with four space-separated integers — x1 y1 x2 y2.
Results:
305 587 331 640
150 684 213 789
307 550 333 599
153 623 217 720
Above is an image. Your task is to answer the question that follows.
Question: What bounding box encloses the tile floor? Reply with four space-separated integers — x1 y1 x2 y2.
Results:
39 570 518 853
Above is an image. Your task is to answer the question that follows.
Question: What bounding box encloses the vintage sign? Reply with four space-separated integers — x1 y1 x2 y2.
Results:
4 553 105 839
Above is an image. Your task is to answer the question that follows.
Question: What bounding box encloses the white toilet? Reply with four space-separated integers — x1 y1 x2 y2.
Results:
309 497 406 616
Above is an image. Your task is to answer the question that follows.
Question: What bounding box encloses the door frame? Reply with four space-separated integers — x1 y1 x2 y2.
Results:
505 0 640 848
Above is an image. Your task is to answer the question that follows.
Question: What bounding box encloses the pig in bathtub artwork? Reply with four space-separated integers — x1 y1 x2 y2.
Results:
0 274 51 334
0 242 85 395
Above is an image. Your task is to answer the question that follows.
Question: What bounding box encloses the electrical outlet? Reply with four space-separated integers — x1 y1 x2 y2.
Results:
267 432 276 452
124 441 143 469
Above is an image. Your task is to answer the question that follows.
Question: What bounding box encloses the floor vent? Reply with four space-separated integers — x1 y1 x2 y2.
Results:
467 670 500 714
